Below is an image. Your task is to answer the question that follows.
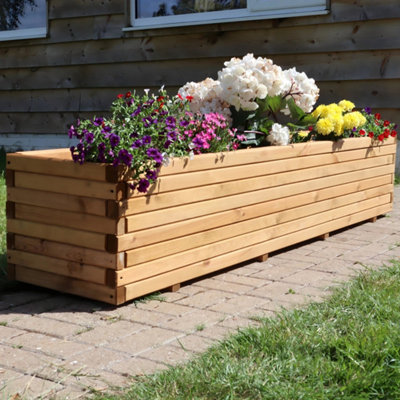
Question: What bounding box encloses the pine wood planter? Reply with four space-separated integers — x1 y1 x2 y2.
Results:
6 137 397 305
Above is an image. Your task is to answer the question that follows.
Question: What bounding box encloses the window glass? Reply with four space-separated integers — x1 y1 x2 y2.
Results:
137 0 246 18
0 0 47 40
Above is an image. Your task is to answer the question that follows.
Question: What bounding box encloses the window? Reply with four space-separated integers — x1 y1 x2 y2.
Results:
0 0 47 41
128 0 329 30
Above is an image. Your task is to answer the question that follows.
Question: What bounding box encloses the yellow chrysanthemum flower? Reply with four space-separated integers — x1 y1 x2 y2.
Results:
311 105 326 119
330 114 344 136
316 118 334 135
298 130 309 137
338 100 355 112
324 103 343 117
343 111 367 130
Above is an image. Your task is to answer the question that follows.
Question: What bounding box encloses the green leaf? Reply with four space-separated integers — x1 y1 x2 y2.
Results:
287 98 306 121
265 95 285 114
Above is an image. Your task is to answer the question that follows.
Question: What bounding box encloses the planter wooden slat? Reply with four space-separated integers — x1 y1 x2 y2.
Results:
14 265 121 304
14 204 125 235
13 235 123 269
14 171 125 200
117 194 391 286
124 154 393 215
130 144 397 196
7 187 108 216
8 249 111 285
124 203 392 302
125 164 394 232
125 184 394 266
6 137 397 305
120 175 393 250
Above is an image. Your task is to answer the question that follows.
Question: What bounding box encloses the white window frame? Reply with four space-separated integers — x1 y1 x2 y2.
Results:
0 1 47 42
126 0 329 31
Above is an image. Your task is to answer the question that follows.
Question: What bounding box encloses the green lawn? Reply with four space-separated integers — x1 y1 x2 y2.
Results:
95 260 400 400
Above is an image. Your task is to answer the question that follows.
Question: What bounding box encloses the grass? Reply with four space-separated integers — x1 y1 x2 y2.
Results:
95 261 400 400
395 175 400 185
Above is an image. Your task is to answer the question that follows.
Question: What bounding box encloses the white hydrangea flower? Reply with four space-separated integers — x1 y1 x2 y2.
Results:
178 78 232 123
217 53 291 111
267 123 290 146
281 67 319 115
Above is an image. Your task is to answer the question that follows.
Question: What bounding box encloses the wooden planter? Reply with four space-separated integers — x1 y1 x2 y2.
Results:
6 137 397 305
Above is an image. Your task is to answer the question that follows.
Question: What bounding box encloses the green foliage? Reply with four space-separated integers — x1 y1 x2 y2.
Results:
96 261 400 400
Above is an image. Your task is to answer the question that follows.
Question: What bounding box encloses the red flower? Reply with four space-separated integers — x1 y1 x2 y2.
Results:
368 132 374 138
359 129 366 136
157 96 164 102
384 129 390 138
125 91 132 99
177 94 183 100
308 126 314 131
383 120 390 126
378 134 384 141
117 94 124 99
374 113 381 120
186 95 194 102
391 130 397 137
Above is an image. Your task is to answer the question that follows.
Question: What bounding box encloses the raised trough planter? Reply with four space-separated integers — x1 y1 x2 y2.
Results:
6 136 397 305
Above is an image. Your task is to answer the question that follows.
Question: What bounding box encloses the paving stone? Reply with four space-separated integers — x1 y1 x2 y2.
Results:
0 325 25 341
135 301 195 317
0 344 60 374
75 320 145 345
218 315 261 330
171 334 214 353
158 309 225 333
107 327 182 356
251 282 305 299
208 294 270 315
6 332 91 359
8 315 83 339
109 356 166 377
174 284 204 296
212 272 266 287
176 289 232 308
193 278 254 294
309 259 366 276
284 269 337 285
140 344 194 366
196 324 237 341
251 264 304 281
0 373 62 399
0 289 53 311
159 291 188 302
62 347 129 372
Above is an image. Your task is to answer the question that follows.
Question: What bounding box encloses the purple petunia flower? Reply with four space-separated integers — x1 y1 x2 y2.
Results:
167 131 177 141
163 140 172 149
102 125 112 134
131 139 143 149
118 149 133 167
137 178 150 193
109 133 120 148
131 107 142 117
165 116 176 128
142 135 152 144
146 148 163 163
68 125 77 139
146 170 158 180
364 107 372 115
93 117 104 126
180 119 189 127
84 132 94 144
130 132 138 138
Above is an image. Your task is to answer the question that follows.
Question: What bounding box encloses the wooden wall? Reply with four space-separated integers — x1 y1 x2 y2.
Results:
0 0 399 154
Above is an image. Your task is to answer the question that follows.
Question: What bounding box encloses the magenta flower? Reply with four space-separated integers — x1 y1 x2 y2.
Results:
146 148 163 163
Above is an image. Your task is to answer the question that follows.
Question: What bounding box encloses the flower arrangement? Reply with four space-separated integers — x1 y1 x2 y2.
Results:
69 53 397 193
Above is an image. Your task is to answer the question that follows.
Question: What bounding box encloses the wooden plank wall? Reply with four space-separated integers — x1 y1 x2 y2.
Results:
0 0 399 155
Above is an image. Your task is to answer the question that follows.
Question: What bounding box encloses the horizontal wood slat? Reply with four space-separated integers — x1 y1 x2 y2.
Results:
14 204 125 235
13 171 125 200
14 265 119 304
7 219 107 251
124 154 393 215
124 203 392 301
118 194 391 286
7 187 107 216
125 184 393 266
8 249 111 285
124 164 394 233
13 235 123 269
131 143 396 197
119 175 393 249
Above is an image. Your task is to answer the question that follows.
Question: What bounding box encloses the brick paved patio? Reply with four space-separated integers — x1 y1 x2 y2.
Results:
1 185 399 399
